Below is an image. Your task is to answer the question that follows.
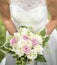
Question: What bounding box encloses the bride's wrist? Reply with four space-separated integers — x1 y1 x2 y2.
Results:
56 21 57 30
46 17 57 35
51 17 57 26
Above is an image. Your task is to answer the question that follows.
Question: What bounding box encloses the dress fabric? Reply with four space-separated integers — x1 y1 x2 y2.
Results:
0 0 57 65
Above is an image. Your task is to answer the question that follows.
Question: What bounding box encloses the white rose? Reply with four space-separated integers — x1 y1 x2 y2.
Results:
34 45 43 54
17 38 25 47
29 32 35 37
24 40 32 48
14 32 20 38
17 38 32 48
37 35 43 44
15 47 24 57
27 50 37 60
12 44 24 57
20 28 30 35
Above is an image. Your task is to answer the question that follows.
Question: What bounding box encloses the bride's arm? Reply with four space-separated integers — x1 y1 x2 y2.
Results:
0 0 17 35
46 0 57 35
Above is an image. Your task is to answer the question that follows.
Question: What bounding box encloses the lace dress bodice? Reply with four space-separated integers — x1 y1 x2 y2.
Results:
10 0 48 31
10 0 46 10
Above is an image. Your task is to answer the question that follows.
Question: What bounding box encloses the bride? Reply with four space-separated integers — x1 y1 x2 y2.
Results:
0 0 57 65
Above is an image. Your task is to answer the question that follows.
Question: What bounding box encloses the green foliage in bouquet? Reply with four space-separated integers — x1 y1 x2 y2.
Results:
36 54 46 62
0 16 6 46
39 29 49 47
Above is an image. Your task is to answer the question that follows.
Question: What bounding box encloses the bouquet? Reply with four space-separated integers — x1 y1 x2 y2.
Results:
1 26 49 65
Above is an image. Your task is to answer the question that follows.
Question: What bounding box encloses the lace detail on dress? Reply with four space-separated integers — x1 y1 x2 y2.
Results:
10 0 46 10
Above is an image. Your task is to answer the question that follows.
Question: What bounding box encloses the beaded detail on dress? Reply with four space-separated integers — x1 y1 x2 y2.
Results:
10 0 46 10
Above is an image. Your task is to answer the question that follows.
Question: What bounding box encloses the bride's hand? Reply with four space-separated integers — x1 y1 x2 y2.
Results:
46 18 57 35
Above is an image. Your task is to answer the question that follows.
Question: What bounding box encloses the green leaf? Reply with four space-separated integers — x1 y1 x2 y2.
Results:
36 55 46 62
16 57 23 65
1 42 14 54
40 29 46 36
16 58 22 65
42 36 49 47
12 54 18 58
21 26 28 28
4 42 11 48
0 50 6 62
16 56 27 65
0 45 7 52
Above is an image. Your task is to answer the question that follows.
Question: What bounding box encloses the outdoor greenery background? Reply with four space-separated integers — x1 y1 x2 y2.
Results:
0 15 6 46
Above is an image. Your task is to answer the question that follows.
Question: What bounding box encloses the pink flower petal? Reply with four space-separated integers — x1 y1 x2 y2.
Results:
23 45 31 54
10 38 17 46
23 35 29 40
31 38 38 46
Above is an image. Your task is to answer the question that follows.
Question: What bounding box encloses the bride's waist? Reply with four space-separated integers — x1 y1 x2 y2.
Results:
15 22 47 32
12 18 48 32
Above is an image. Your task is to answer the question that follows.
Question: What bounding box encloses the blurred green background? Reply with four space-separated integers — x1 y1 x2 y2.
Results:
0 15 6 46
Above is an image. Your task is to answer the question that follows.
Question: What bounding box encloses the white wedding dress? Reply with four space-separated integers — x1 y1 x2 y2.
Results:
0 0 57 65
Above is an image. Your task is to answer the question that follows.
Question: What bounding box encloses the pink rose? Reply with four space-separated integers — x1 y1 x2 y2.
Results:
23 45 31 54
23 35 29 40
10 38 17 46
31 38 38 46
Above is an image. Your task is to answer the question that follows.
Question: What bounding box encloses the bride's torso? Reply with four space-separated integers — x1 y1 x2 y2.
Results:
10 0 48 31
